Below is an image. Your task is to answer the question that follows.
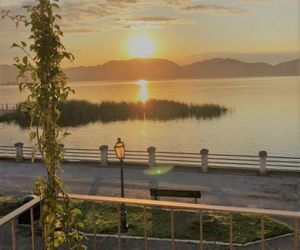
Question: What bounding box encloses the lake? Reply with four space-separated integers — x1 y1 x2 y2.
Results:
0 76 299 156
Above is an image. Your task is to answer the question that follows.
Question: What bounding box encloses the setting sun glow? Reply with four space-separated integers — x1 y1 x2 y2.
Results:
128 35 155 58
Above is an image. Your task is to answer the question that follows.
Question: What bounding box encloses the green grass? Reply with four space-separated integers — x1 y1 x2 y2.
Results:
0 99 228 127
0 195 18 218
0 196 291 244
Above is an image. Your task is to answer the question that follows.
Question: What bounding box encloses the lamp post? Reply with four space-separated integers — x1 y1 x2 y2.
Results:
114 137 128 233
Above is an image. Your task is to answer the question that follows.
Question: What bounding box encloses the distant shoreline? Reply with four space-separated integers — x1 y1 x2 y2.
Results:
1 74 299 86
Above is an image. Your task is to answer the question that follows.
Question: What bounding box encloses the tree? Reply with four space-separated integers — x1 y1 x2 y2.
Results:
1 1 86 249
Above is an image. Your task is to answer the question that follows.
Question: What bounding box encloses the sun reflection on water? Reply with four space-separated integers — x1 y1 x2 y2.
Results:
137 79 148 103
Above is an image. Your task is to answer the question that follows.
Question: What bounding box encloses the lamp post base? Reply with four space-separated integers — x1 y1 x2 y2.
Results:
120 204 128 233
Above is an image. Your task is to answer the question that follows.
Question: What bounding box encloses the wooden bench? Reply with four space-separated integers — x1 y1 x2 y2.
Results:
150 188 201 204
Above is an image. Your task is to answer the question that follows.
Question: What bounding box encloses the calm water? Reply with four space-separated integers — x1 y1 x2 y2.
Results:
0 76 299 156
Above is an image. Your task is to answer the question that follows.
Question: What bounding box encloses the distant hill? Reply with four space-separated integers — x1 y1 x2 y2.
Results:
1 58 299 84
273 59 300 76
64 58 181 81
181 58 275 78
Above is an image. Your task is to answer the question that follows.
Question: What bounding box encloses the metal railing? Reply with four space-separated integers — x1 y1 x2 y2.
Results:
0 196 41 250
0 194 299 250
0 145 299 172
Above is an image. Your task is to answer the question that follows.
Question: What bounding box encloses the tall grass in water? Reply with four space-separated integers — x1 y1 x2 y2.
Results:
0 99 228 127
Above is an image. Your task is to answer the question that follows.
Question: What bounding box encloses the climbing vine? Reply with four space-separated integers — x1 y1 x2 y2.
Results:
1 0 86 249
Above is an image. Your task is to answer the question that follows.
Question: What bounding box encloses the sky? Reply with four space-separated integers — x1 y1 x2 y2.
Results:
0 0 299 67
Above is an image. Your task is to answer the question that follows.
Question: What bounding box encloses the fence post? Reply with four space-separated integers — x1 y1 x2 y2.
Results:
14 142 24 162
99 145 109 166
259 151 267 175
200 148 209 172
147 147 156 167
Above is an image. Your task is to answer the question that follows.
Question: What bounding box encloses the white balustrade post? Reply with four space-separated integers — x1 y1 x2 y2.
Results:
14 142 24 162
259 151 268 175
99 145 109 166
147 146 156 167
200 148 209 172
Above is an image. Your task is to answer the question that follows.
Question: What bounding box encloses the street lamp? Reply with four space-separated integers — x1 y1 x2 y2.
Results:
114 137 128 232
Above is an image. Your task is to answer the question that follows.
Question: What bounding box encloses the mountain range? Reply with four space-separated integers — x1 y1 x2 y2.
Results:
1 58 299 84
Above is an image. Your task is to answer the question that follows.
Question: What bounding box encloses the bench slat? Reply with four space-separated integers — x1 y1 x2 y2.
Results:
150 189 201 198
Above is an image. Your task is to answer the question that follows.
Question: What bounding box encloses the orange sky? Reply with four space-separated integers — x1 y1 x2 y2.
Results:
0 0 299 66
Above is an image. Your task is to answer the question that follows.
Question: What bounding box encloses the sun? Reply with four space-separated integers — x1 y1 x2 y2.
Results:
128 35 155 58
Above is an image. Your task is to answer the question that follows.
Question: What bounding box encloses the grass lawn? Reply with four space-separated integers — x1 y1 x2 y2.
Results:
0 196 292 244
0 195 18 217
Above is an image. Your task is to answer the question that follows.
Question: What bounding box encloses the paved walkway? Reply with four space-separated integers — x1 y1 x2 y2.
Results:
0 160 299 211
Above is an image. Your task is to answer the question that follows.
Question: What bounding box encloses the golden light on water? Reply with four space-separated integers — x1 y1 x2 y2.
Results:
137 79 148 103
128 35 155 58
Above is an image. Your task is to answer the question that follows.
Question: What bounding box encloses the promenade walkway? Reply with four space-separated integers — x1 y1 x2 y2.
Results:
0 160 299 211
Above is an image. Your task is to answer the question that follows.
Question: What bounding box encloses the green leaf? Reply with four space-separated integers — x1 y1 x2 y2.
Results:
52 3 59 9
72 208 82 217
22 56 28 64
31 148 36 163
29 131 36 141
45 214 54 224
10 43 19 48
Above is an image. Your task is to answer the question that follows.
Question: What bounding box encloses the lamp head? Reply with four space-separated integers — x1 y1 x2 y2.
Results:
114 138 125 160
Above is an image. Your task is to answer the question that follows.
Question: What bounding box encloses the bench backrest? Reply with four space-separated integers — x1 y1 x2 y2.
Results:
150 189 201 199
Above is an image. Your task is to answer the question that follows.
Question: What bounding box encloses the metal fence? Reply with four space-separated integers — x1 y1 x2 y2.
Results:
0 194 299 250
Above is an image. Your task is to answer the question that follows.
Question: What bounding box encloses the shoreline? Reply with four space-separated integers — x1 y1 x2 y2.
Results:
1 74 299 87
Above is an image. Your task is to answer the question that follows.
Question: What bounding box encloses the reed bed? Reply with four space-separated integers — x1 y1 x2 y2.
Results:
0 99 228 127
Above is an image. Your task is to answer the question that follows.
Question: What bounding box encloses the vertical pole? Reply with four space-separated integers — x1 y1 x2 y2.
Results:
200 149 209 172
199 210 203 250
259 151 268 175
120 159 127 232
11 219 17 250
261 216 265 250
93 202 96 250
295 219 298 250
117 206 121 250
30 208 35 250
171 209 175 250
229 213 233 250
99 145 108 166
148 147 158 189
143 206 148 250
